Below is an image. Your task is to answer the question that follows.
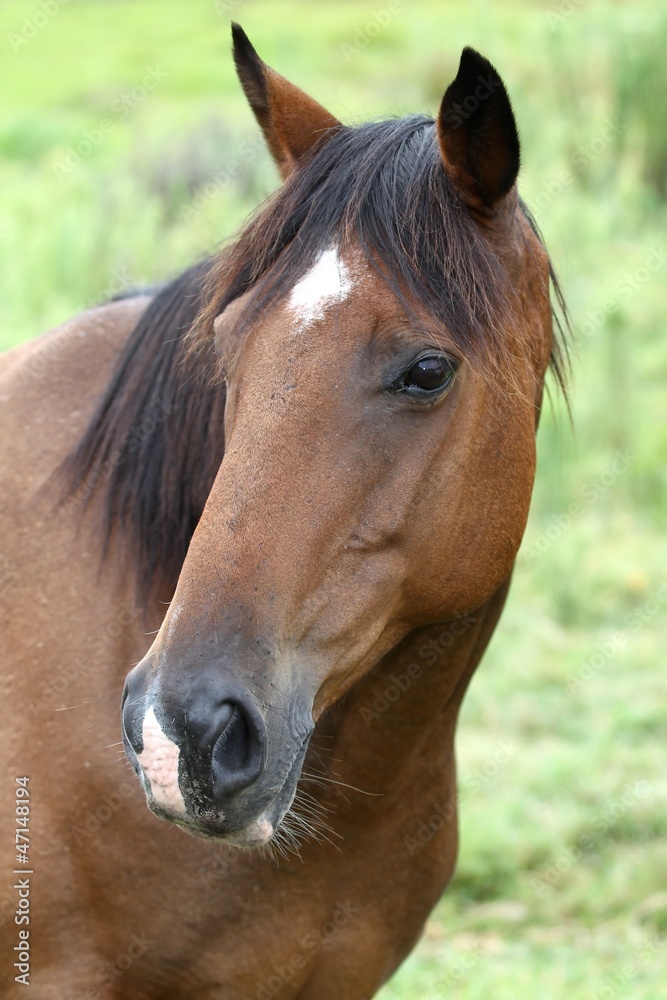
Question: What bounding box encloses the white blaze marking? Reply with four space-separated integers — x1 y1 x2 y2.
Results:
137 706 186 815
288 247 352 331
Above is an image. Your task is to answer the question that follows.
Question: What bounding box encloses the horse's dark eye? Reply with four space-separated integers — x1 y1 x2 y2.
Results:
403 355 457 394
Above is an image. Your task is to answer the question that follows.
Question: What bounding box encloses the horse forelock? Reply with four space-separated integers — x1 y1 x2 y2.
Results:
190 117 551 366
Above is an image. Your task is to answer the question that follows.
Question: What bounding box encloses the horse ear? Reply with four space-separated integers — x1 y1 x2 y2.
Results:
437 47 520 214
232 23 342 179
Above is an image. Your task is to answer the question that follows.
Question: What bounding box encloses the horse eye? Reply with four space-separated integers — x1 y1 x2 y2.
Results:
403 355 457 394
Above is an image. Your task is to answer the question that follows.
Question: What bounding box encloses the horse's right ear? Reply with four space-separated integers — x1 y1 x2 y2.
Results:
437 48 520 215
232 24 342 180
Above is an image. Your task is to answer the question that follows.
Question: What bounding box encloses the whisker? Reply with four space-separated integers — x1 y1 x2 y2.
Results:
301 770 382 797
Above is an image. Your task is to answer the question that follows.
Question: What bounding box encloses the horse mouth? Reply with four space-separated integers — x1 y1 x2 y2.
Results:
145 733 311 849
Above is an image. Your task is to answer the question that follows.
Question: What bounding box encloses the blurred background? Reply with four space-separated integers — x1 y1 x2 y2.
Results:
1 0 665 996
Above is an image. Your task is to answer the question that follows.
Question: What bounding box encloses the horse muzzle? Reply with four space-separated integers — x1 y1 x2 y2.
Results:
121 659 312 846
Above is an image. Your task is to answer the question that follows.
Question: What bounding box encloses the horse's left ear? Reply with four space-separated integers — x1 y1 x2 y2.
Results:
438 48 520 215
232 23 342 179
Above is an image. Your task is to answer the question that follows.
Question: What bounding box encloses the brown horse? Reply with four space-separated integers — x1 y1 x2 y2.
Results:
0 25 566 1000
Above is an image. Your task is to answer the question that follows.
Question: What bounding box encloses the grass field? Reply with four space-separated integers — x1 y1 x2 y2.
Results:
1 0 665 996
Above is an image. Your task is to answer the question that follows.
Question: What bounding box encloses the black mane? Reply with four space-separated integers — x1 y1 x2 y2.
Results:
61 115 568 604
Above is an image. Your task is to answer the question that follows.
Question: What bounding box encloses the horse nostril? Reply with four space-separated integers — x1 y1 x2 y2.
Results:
210 700 264 799
212 704 246 770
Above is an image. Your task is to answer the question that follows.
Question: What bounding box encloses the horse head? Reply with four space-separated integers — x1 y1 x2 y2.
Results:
121 26 557 847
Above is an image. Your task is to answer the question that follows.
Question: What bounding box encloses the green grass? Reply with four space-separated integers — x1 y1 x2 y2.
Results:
1 1 665 996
